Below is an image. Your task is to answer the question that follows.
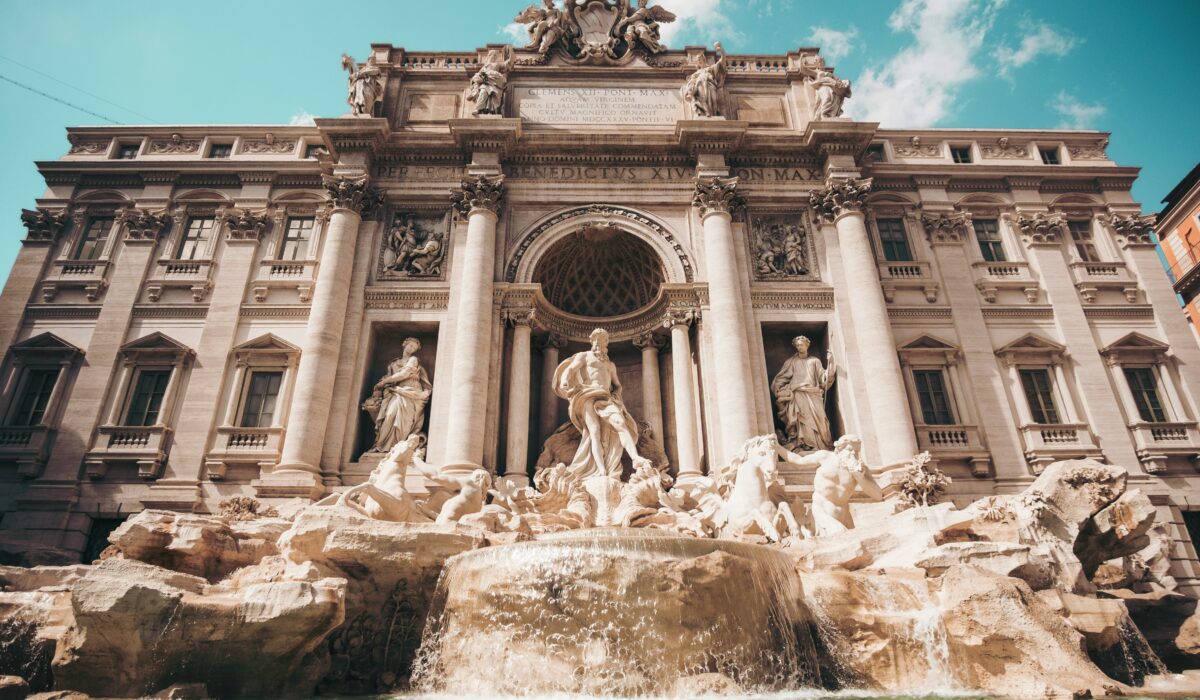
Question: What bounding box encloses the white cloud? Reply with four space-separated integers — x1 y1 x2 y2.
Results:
501 21 528 45
849 0 1007 127
1051 91 1105 130
658 0 742 47
288 112 316 126
994 19 1078 77
805 25 858 62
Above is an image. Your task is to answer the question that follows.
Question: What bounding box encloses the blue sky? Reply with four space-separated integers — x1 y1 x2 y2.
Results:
1 0 1197 287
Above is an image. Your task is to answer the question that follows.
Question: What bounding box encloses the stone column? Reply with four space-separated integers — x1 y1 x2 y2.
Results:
502 308 534 486
811 178 919 466
537 334 567 443
633 332 666 449
0 210 71 362
694 177 758 462
665 309 701 477
441 175 505 473
271 176 379 497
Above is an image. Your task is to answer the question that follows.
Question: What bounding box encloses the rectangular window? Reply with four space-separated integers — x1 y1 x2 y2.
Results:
1020 369 1061 425
73 217 113 260
913 369 956 425
950 146 973 164
876 218 913 261
279 218 314 261
865 143 886 162
1068 220 1101 262
240 371 283 428
1039 147 1061 165
123 370 171 427
6 368 61 427
973 218 1007 262
115 144 139 159
207 143 233 159
1123 367 1169 423
176 217 215 260
303 144 325 159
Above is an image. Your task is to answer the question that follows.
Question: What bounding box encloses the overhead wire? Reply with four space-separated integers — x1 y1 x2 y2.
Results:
0 54 159 123
0 73 122 125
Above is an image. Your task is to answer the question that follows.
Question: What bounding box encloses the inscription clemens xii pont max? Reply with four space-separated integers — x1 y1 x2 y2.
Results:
516 87 681 125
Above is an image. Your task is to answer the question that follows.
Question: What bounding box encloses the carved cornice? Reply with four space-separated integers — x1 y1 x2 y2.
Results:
921 211 973 245
148 134 201 155
224 209 272 241
20 208 71 243
892 136 940 158
24 305 101 321
363 287 450 310
1016 212 1067 246
450 174 505 217
692 177 745 219
809 177 872 222
120 209 172 242
322 175 383 216
1068 139 1109 161
980 137 1029 159
1108 212 1157 248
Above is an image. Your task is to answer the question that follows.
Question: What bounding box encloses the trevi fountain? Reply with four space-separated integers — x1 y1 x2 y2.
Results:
1 1 1200 699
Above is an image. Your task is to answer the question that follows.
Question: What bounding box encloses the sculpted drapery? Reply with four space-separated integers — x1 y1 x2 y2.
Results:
364 338 432 454
771 336 836 452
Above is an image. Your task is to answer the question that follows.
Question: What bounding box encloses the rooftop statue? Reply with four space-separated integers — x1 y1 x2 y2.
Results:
614 0 677 54
514 0 677 64
810 58 852 120
469 46 515 116
515 0 578 56
681 43 728 118
340 53 383 117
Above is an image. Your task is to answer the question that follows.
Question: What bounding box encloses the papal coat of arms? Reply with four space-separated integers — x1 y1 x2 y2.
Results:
515 0 677 65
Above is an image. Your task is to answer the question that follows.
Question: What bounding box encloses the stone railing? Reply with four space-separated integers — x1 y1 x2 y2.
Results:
1019 422 1102 473
971 260 1039 303
915 425 990 476
41 258 112 302
1068 260 1138 303
251 259 319 304
87 425 172 479
725 56 789 73
205 426 285 480
0 426 53 478
877 261 938 303
398 53 478 70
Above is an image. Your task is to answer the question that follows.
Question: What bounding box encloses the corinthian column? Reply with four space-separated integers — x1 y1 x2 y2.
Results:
273 176 380 495
502 308 534 486
810 177 918 465
633 332 666 449
664 309 701 477
694 177 758 463
442 175 505 473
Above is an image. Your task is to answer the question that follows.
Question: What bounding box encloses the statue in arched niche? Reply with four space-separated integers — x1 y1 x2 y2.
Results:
362 338 432 454
771 335 835 451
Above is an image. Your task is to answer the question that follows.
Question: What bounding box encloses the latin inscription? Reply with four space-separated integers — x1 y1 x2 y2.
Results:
372 164 821 182
515 87 681 125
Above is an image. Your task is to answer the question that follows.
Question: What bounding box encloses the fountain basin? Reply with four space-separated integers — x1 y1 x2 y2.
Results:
412 529 820 696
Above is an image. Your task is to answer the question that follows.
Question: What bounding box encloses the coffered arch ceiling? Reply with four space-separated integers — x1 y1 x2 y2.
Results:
533 225 665 318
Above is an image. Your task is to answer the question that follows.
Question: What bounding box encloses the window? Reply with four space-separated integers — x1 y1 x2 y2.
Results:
973 218 1006 262
304 144 325 159
82 517 127 563
913 370 956 425
865 143 886 163
876 218 913 261
207 143 233 159
279 217 314 260
1123 367 1169 423
1020 369 1061 424
124 370 171 426
950 146 973 164
115 144 139 159
176 216 215 260
1039 147 1060 165
6 368 60 427
240 371 282 428
73 217 113 260
1068 220 1101 262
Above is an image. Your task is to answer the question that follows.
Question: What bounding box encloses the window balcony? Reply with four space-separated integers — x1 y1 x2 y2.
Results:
915 424 991 476
0 425 54 478
1068 260 1139 303
145 258 214 302
971 261 1039 303
251 259 318 303
204 426 284 480
877 261 939 303
84 425 173 480
40 258 112 302
1128 421 1200 474
1019 422 1102 473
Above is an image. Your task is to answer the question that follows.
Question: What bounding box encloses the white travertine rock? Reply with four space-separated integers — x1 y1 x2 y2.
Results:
107 510 287 582
912 541 1039 581
0 566 90 593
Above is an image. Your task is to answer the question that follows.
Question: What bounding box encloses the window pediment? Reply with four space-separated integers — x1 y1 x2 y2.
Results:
9 333 85 362
996 333 1067 366
120 332 195 364
1101 332 1169 365
899 334 961 365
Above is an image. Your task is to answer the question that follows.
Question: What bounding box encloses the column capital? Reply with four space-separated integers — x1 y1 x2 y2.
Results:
921 210 973 245
663 308 699 329
20 207 71 244
223 208 272 242
322 174 383 217
120 208 173 243
537 333 568 350
633 332 666 351
692 176 745 219
1107 211 1158 248
451 174 506 217
809 177 873 222
1015 211 1067 246
502 307 536 327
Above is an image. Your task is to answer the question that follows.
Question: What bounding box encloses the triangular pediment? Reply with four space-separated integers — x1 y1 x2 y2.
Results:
902 334 958 351
997 333 1066 354
121 332 191 353
1103 332 1169 352
12 332 81 352
233 334 301 354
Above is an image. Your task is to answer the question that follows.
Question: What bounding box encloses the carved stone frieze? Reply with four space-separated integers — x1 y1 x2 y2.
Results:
241 133 297 154
1016 212 1067 245
921 211 973 245
450 175 506 216
224 209 271 241
748 289 835 310
1068 139 1109 161
692 176 744 218
808 177 873 222
67 135 109 155
148 134 201 154
364 288 451 310
749 213 818 280
381 212 448 279
892 136 940 158
120 209 172 242
1108 212 1157 248
980 137 1029 159
323 175 383 216
20 208 71 242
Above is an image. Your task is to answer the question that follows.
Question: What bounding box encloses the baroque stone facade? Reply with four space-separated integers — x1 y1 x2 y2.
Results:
1 25 1198 597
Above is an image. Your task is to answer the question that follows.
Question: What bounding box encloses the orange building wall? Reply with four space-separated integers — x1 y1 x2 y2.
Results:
1162 201 1200 329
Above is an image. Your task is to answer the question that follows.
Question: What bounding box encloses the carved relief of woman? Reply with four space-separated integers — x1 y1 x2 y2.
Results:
363 338 432 453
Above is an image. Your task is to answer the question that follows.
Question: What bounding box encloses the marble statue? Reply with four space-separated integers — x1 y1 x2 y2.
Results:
469 46 515 116
554 328 653 478
719 435 804 543
515 0 576 56
341 54 383 117
771 336 836 451
782 435 882 536
681 43 727 118
811 61 851 120
386 215 445 277
615 0 676 54
323 436 434 522
362 338 431 454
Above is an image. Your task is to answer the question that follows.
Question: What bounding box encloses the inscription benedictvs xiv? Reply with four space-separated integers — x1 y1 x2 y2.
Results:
371 164 821 183
516 87 681 125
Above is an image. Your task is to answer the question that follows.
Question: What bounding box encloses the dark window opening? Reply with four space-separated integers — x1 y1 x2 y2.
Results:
876 218 913 262
1020 368 1061 425
6 368 61 427
124 370 171 427
950 146 973 164
914 369 956 425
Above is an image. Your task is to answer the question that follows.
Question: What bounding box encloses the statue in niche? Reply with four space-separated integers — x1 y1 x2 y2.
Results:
554 328 653 479
362 338 431 454
515 0 577 56
681 42 727 118
752 217 811 279
811 59 851 120
385 214 445 277
771 336 836 451
782 435 882 536
615 0 676 54
341 54 383 117
469 45 516 116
